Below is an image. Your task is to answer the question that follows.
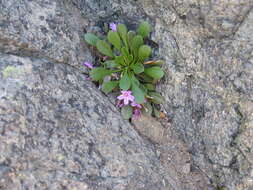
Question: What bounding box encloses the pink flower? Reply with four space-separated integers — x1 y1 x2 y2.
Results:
116 100 124 108
83 61 93 69
109 23 117 31
102 56 108 61
132 109 141 120
117 90 135 105
131 101 142 109
85 76 92 80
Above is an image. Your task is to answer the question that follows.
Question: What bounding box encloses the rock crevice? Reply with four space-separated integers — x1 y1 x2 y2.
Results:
0 0 252 190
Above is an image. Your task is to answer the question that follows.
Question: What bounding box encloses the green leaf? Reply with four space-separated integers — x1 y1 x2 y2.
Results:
119 72 131 90
127 55 134 63
127 31 135 45
138 45 151 60
107 31 121 50
145 83 155 91
84 33 100 46
139 84 148 94
131 82 145 104
142 102 152 116
96 40 114 57
131 35 143 55
117 24 127 37
102 81 118 94
90 67 112 81
121 47 134 64
153 106 160 118
121 105 133 120
117 24 127 39
137 21 151 38
115 56 125 66
130 74 140 86
139 73 153 82
117 24 128 47
121 47 129 58
104 60 120 68
144 66 164 79
148 91 164 104
131 63 144 74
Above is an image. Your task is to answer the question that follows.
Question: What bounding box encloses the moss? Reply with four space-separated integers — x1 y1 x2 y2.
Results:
2 66 22 78
218 187 228 190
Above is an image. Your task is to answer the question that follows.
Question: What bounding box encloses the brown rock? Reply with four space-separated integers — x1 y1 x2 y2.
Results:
132 115 165 144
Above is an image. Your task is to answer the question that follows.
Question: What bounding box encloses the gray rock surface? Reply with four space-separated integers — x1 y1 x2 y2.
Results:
132 115 214 190
0 0 212 189
145 1 253 189
0 0 253 189
0 0 92 72
0 54 170 190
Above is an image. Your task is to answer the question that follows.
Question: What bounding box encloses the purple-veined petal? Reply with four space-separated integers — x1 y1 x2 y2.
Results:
117 94 125 100
117 90 135 106
109 23 117 31
123 98 129 105
132 109 141 120
131 101 142 108
116 100 124 108
83 61 93 69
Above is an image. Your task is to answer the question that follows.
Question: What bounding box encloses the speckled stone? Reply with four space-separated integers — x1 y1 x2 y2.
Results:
1 0 253 189
0 54 168 189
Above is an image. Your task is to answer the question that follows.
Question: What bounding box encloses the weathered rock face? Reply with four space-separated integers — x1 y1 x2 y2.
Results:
144 1 253 189
0 0 92 72
0 53 171 189
0 0 252 190
0 0 212 189
71 0 253 189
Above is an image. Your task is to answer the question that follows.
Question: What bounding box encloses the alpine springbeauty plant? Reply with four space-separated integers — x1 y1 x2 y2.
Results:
84 21 165 119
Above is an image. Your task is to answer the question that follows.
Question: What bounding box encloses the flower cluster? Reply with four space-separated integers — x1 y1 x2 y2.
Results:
84 21 165 120
109 22 117 31
83 61 93 69
117 90 142 119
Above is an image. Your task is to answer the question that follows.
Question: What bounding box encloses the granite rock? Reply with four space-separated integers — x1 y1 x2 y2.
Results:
139 0 253 189
0 54 170 190
1 0 253 189
0 0 92 72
